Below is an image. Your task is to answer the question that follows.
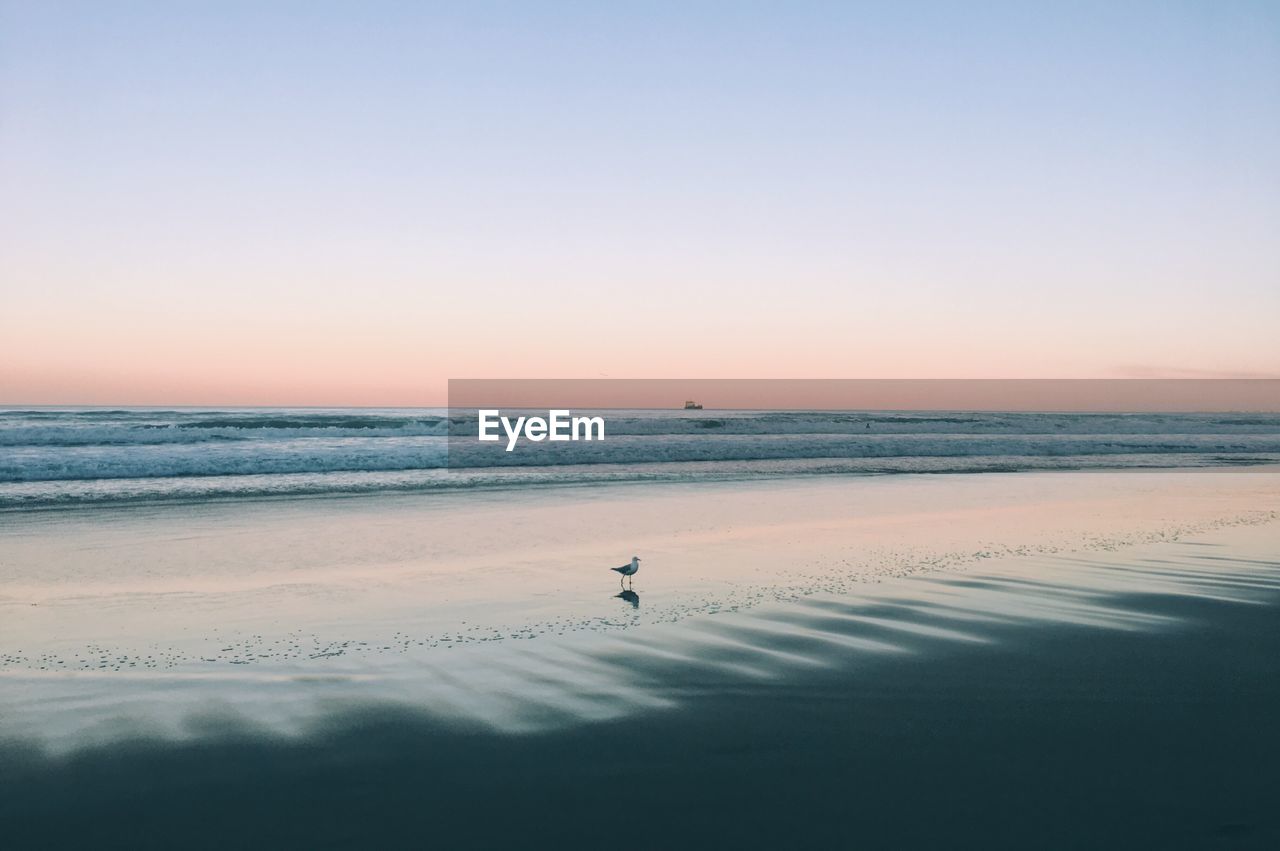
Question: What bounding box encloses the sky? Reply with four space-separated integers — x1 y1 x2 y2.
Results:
2 1 1278 406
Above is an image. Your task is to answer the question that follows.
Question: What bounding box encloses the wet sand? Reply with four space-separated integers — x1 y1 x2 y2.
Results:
2 470 1279 847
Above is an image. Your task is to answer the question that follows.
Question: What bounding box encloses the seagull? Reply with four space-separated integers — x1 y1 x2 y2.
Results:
612 556 640 588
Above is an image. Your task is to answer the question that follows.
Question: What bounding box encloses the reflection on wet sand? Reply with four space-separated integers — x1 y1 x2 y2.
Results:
3 526 1280 848
2 524 1278 753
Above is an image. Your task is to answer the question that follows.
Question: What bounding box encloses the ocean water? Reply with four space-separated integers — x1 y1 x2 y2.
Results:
2 407 1278 509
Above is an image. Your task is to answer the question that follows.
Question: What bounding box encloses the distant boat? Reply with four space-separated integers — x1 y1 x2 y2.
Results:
683 400 703 410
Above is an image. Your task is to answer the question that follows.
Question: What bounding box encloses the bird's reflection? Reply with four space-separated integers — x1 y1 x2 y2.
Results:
615 589 640 609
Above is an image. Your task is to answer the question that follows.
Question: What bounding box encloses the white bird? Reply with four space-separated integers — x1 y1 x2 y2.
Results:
611 556 640 588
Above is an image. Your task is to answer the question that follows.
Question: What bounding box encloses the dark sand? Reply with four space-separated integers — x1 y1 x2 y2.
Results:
4 548 1279 849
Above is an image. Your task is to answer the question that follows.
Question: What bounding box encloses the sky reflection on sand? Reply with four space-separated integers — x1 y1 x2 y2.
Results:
2 518 1278 754
3 471 1279 752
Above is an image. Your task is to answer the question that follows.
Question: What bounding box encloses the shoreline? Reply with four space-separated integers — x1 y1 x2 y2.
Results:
3 467 1279 847
4 519 1280 847
6 458 1280 515
3 468 1278 752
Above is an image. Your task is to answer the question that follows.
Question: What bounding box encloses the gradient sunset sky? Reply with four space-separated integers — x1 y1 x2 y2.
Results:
2 1 1278 406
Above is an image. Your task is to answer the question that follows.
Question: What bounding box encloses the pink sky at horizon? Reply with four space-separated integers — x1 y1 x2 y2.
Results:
3 359 1280 409
3 298 1279 407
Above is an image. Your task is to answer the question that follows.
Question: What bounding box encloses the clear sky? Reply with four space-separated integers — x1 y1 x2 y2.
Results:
2 1 1278 405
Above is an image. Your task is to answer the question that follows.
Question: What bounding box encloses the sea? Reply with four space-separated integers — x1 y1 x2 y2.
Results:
2 407 1279 510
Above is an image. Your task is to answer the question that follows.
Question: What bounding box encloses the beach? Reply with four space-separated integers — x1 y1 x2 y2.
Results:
3 462 1280 847
8 2 1279 845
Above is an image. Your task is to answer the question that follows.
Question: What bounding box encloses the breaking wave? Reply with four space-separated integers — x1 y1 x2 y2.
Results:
2 408 1278 509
